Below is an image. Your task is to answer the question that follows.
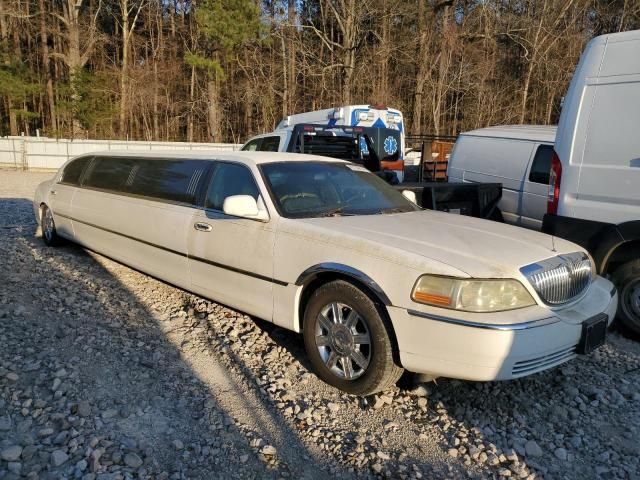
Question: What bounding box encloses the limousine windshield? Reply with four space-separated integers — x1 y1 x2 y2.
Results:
260 162 418 218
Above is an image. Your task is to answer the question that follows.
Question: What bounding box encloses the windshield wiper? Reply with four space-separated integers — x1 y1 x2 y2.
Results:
316 206 355 217
375 207 413 215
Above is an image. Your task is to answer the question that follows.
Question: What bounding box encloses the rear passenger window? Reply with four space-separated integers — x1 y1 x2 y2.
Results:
205 163 260 211
60 157 90 186
529 145 553 184
84 157 135 192
259 136 280 152
242 139 260 151
130 159 206 204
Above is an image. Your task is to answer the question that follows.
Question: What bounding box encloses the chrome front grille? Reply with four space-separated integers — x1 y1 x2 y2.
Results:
521 252 593 305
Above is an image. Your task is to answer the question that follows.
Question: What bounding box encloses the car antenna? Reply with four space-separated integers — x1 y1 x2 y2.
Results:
551 235 557 252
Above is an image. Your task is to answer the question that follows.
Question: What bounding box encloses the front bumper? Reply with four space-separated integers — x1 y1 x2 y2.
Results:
389 276 617 381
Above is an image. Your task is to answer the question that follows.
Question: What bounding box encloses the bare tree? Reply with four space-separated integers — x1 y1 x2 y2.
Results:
51 0 102 137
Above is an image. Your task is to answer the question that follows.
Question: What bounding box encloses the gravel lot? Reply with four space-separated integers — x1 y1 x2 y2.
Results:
1 169 639 480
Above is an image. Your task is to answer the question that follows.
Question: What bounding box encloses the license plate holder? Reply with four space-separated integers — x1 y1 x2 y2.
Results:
576 314 608 355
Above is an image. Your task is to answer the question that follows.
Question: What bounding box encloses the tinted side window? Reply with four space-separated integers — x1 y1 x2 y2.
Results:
259 136 280 152
205 163 259 211
528 145 553 184
130 159 206 204
60 157 90 186
242 139 260 151
84 156 136 192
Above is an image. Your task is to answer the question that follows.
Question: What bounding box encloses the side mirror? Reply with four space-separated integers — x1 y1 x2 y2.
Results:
222 195 269 221
402 190 417 204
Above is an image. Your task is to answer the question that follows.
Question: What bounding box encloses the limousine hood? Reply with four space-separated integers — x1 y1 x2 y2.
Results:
292 210 583 279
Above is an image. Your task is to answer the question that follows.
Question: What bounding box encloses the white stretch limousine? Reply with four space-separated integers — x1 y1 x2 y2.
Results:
34 152 617 395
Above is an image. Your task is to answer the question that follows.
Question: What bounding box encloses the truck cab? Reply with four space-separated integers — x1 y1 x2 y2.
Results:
241 105 406 181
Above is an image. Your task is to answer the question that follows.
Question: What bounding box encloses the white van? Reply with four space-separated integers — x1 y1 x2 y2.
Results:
448 125 556 229
543 29 640 334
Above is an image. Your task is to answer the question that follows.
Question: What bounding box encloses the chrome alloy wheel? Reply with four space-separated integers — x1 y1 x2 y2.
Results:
315 302 371 380
43 208 55 242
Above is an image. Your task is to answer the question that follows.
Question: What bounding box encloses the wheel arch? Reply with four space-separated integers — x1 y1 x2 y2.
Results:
594 221 640 274
294 263 400 362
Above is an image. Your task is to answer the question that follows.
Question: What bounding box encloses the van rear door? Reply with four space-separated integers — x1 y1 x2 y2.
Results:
575 79 640 224
521 144 553 229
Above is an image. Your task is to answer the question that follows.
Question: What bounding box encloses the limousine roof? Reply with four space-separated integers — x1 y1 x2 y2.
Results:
84 150 345 166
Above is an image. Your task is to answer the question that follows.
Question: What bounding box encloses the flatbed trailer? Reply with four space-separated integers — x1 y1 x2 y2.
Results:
395 182 502 220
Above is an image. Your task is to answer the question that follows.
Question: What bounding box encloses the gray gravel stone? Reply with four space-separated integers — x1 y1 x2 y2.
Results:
124 452 143 468
50 449 69 467
77 401 91 417
0 415 11 431
524 440 543 458
0 445 23 462
555 448 568 461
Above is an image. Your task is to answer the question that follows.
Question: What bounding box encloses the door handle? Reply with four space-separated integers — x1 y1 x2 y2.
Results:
194 222 212 232
50 190 57 195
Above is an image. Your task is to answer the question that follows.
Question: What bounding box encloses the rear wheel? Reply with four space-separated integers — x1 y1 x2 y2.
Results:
612 259 640 336
302 280 403 395
41 205 62 247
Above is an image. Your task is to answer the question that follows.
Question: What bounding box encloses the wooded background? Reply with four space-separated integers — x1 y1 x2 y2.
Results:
0 0 638 143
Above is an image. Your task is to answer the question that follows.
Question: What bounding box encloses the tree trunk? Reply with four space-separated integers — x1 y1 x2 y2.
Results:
519 60 535 124
287 0 296 113
187 65 195 142
8 97 17 135
153 61 159 139
432 4 452 135
207 76 219 141
0 0 7 41
412 0 429 134
63 0 87 138
119 0 130 137
39 0 57 133
281 33 288 117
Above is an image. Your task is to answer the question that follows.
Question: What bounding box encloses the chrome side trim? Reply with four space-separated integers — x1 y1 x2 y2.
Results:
406 309 560 331
295 263 391 305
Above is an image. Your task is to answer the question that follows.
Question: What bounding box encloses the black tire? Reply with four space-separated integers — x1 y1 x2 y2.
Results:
302 280 403 395
611 259 640 336
41 205 62 247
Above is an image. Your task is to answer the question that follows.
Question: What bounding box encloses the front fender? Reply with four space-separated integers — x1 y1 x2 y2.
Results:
295 262 392 306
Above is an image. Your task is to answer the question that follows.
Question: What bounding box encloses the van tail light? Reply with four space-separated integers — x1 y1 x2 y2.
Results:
547 150 563 215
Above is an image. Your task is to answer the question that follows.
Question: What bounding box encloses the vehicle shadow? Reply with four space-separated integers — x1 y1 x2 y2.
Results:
0 198 332 479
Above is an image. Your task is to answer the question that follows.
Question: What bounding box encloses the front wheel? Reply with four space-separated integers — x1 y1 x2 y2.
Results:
41 205 62 247
303 280 403 395
612 259 640 336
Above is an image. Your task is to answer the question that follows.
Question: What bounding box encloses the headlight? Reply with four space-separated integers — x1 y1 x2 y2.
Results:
411 275 536 312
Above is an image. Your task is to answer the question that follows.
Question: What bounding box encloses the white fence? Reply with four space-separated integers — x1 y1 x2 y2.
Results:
0 136 242 171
